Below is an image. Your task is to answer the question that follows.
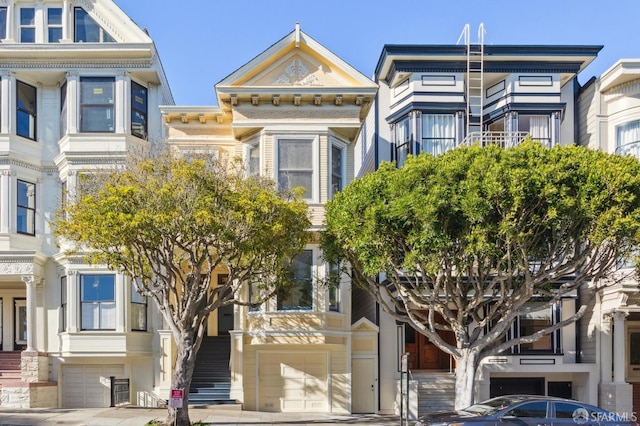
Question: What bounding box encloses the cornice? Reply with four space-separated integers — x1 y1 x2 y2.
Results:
603 78 640 101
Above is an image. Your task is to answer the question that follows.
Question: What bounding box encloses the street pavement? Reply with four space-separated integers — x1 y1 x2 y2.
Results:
0 405 402 425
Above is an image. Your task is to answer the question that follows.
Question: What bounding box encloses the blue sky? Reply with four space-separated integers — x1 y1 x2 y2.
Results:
115 0 639 106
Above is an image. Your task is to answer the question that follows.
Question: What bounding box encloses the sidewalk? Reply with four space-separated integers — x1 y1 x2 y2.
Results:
0 405 402 425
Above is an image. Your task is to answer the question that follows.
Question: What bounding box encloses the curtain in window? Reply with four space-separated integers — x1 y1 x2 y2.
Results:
617 120 640 157
528 115 550 146
422 114 455 155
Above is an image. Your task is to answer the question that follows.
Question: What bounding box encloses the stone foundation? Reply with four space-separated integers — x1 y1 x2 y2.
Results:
20 351 49 383
0 380 58 408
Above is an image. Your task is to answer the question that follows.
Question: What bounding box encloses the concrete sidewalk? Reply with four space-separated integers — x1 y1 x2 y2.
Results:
0 405 402 425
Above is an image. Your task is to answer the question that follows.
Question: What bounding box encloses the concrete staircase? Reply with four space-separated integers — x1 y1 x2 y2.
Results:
413 371 456 415
189 336 237 406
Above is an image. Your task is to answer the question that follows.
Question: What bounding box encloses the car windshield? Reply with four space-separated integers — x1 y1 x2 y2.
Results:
460 397 530 416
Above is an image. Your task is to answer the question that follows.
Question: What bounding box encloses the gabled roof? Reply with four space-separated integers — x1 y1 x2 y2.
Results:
215 23 377 111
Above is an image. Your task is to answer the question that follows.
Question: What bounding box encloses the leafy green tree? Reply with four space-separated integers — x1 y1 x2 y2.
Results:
54 151 310 425
322 141 640 410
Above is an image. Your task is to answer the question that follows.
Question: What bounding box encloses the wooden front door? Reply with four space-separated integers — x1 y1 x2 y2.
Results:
405 311 457 371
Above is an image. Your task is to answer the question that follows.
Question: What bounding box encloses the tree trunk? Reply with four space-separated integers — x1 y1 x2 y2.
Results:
454 349 480 411
166 330 199 426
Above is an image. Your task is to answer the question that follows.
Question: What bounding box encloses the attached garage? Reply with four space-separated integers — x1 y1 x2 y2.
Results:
62 364 124 408
258 352 328 412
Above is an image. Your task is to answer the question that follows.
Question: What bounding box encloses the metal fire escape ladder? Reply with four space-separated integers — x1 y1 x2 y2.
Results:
459 23 485 145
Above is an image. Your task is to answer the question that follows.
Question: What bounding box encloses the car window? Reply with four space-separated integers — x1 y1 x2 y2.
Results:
555 402 586 419
506 402 548 418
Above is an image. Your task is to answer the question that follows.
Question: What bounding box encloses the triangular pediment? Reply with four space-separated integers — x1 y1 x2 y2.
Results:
74 0 153 44
216 25 377 95
352 317 379 333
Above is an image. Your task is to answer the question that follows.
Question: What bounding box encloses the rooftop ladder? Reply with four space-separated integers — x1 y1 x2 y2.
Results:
458 23 485 143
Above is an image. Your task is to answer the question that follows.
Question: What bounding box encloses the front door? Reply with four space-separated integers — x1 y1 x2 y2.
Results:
216 274 233 335
352 357 375 413
14 298 26 350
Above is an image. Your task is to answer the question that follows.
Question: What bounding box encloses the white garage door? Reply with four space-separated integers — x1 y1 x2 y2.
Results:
62 365 124 408
258 352 327 412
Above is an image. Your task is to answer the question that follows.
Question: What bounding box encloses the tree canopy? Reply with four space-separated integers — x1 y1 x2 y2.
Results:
54 151 310 425
322 141 640 408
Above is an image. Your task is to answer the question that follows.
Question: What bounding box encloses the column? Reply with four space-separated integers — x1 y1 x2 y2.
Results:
115 71 128 134
612 310 628 383
4 1 14 42
66 71 79 133
600 315 612 383
60 0 72 43
21 275 37 351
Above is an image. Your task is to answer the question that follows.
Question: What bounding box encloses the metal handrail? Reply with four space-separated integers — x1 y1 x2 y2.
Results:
615 140 640 157
460 131 531 148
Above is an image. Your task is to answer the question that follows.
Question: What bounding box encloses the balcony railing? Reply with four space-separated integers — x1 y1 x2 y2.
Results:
460 131 533 149
615 140 640 158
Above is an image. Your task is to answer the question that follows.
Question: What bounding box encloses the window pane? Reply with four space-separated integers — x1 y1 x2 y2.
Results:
519 306 552 351
617 120 640 157
17 81 36 139
48 8 62 25
555 403 584 419
131 302 146 330
422 114 456 155
278 139 313 196
81 106 114 132
100 302 116 329
17 180 35 235
331 145 342 197
20 28 35 43
519 115 550 144
278 251 313 310
328 264 340 312
248 145 260 176
508 402 548 418
81 275 115 302
131 82 147 139
0 8 7 39
74 7 115 42
81 78 114 103
48 28 62 43
20 8 34 25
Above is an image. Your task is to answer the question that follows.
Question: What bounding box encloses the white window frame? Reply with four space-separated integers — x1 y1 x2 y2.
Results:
244 136 261 177
18 6 36 43
273 134 319 203
329 137 347 200
46 6 63 43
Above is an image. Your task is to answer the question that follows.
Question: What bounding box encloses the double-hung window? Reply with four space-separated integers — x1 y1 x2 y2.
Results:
17 180 35 235
328 263 340 312
74 7 115 42
60 276 67 331
422 114 456 155
395 116 411 167
247 143 260 176
81 274 115 330
80 77 114 132
131 282 147 331
278 250 313 310
277 138 314 199
17 81 37 140
0 7 7 39
47 8 63 42
616 120 640 158
19 8 35 43
131 81 147 139
519 114 551 147
331 141 345 198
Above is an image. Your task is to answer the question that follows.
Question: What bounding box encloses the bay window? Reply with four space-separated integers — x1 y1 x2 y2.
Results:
131 81 148 139
17 81 37 140
277 138 314 199
421 114 456 155
514 303 560 353
616 120 640 157
278 250 313 310
81 274 115 330
17 180 35 235
80 77 114 132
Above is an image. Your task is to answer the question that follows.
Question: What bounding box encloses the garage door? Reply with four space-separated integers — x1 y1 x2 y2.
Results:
258 352 327 412
62 365 124 408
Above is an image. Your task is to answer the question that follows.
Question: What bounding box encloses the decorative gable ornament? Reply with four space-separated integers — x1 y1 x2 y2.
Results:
274 59 321 86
